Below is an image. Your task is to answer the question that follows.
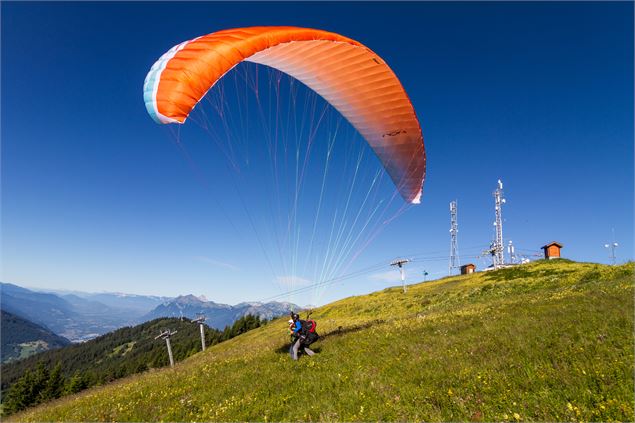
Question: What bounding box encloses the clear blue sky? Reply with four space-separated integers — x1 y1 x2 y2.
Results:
2 2 633 306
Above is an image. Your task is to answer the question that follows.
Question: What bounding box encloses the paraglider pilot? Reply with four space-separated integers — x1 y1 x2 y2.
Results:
290 312 315 360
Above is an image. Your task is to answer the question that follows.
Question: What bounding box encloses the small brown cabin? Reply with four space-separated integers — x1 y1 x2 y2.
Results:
461 263 476 274
541 242 563 259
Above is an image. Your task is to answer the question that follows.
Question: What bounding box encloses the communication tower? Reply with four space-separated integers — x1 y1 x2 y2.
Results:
604 229 619 265
449 200 460 275
493 179 506 268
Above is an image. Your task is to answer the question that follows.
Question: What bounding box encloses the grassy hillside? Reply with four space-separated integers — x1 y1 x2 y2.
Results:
11 260 634 422
1 314 265 415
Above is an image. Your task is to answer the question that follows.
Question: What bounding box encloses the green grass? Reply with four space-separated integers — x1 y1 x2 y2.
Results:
10 260 634 422
108 342 136 358
11 341 50 362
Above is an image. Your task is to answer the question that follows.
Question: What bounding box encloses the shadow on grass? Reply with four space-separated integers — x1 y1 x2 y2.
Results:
274 319 386 355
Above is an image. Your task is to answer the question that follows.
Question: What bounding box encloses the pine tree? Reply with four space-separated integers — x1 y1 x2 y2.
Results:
41 362 65 401
2 370 32 415
32 361 50 399
64 371 88 395
222 325 232 340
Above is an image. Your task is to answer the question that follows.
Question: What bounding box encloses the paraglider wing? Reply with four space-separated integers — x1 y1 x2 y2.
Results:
143 26 426 204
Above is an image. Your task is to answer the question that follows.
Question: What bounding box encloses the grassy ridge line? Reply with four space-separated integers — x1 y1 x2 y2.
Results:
12 260 634 422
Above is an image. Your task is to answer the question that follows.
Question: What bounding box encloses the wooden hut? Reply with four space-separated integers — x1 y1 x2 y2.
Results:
460 263 476 274
541 242 563 259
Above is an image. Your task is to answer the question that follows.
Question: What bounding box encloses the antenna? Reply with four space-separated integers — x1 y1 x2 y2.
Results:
492 179 506 268
390 258 410 293
481 242 497 268
155 329 178 367
192 314 207 351
508 240 516 264
604 229 618 265
449 200 460 275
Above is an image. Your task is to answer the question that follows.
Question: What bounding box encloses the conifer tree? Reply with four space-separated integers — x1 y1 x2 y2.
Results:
64 371 88 395
41 362 65 401
2 370 33 415
31 361 50 400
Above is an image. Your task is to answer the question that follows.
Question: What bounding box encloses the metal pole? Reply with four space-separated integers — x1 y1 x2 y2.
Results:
400 265 406 293
165 337 174 367
155 329 178 367
391 259 410 294
199 323 206 351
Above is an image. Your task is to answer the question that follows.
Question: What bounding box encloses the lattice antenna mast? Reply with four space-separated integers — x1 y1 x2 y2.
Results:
155 329 178 367
449 200 460 275
192 315 206 351
390 258 411 293
604 228 619 265
493 179 506 268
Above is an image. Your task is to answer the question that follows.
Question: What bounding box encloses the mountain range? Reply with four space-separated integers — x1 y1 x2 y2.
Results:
1 283 297 341
142 295 297 329
0 283 160 342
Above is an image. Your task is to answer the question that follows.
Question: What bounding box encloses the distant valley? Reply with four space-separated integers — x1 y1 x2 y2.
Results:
0 283 168 342
0 283 298 344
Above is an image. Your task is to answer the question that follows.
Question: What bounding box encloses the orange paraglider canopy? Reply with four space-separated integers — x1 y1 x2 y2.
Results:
144 26 426 203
